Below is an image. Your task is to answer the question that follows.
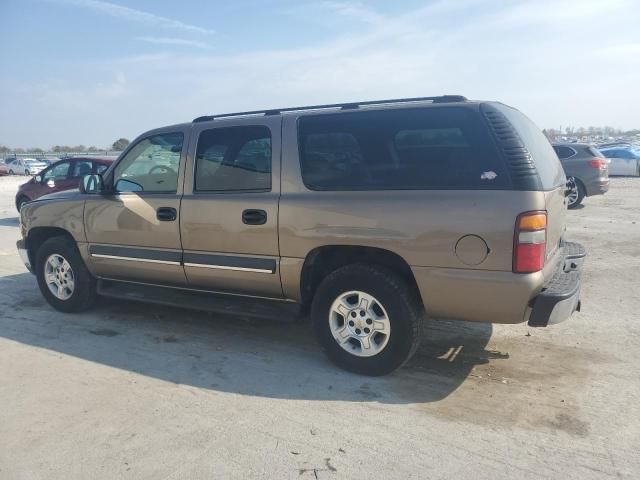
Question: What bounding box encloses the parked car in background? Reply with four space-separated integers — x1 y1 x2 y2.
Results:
8 158 48 176
552 143 609 208
15 156 115 210
16 96 586 375
599 147 640 176
0 160 9 176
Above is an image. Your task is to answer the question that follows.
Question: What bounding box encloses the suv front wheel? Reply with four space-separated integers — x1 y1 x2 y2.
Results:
35 236 97 312
311 264 424 375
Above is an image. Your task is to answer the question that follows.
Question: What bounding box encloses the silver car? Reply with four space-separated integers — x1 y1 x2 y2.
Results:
8 158 48 176
600 147 640 176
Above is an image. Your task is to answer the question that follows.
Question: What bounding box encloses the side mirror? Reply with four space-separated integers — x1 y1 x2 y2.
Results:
34 174 43 183
80 174 104 194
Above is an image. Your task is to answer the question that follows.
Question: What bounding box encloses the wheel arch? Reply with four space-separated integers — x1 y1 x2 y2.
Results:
26 227 76 270
299 245 423 312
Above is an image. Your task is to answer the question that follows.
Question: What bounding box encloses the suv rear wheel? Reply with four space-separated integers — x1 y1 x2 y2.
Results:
35 236 97 312
311 264 423 375
566 176 585 209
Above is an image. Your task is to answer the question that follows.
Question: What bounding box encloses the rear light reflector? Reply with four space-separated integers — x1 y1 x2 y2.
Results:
588 159 607 169
514 211 547 273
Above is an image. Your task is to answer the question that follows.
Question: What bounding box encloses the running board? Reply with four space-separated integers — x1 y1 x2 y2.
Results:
97 279 301 322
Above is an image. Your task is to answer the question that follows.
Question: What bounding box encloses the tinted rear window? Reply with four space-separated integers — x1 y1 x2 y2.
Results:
298 107 509 191
494 105 565 190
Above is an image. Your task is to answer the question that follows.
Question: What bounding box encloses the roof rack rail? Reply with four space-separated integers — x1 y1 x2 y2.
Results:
192 95 467 123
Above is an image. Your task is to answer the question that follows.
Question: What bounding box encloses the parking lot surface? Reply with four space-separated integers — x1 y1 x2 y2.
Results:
0 175 639 479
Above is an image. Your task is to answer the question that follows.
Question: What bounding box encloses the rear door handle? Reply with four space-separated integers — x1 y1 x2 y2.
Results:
242 209 267 225
156 207 177 222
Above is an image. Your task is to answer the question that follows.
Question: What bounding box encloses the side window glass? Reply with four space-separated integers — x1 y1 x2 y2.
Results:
114 133 183 193
43 161 70 181
298 108 508 190
95 163 109 174
72 160 92 177
195 126 271 192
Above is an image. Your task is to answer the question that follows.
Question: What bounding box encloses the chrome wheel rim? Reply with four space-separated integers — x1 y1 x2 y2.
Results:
329 290 391 357
566 177 579 206
44 254 75 300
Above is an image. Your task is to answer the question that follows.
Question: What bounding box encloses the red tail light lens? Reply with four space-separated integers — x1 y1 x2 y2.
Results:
588 159 607 169
513 211 547 273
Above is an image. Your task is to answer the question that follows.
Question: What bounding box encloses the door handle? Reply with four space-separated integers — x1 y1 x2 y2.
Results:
242 209 267 225
156 207 177 222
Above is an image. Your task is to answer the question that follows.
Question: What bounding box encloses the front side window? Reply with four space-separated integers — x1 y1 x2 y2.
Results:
114 133 183 193
195 126 271 192
43 161 70 181
72 160 92 177
298 108 508 190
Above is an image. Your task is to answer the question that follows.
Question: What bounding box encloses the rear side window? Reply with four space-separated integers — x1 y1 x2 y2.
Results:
553 146 576 160
298 108 508 190
587 147 604 158
195 126 271 192
493 105 565 190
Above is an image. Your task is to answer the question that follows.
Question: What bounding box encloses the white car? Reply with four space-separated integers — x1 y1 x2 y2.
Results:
8 158 48 176
600 147 640 176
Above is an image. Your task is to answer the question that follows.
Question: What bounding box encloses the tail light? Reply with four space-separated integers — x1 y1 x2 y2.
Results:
513 211 547 273
588 158 607 170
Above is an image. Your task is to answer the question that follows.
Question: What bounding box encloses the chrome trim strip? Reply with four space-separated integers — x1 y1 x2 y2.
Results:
91 253 181 266
183 262 273 274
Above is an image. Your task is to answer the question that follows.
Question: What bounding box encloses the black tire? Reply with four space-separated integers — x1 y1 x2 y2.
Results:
567 177 585 209
311 264 424 376
9 169 14 175
16 195 29 212
35 236 97 312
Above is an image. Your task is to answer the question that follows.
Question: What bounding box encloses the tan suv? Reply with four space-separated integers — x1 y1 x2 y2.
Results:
17 96 585 375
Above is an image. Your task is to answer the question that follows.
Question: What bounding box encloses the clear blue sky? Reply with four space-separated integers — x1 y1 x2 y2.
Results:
1 0 638 149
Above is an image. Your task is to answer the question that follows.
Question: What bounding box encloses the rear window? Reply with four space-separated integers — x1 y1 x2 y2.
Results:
493 105 565 190
298 107 509 191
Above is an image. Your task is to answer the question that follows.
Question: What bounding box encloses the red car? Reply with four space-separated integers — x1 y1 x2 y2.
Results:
15 156 115 210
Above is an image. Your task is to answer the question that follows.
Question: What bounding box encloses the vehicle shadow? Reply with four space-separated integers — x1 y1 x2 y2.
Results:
0 216 19 227
0 273 502 405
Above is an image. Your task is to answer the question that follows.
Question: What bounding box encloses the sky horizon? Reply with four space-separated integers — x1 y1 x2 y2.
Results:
1 0 638 149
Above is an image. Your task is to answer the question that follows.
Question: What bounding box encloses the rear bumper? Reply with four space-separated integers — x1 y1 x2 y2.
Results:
527 242 585 327
585 178 609 196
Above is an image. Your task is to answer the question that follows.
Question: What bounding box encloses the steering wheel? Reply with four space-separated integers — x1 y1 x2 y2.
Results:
149 165 175 175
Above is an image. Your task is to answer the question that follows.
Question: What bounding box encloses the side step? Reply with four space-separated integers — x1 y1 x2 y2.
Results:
97 279 302 322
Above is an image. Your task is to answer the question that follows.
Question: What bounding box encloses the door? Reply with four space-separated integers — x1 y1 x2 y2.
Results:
180 117 283 298
605 149 635 175
33 160 73 198
84 128 189 286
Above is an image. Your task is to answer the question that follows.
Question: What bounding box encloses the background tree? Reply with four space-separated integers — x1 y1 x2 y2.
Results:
0 145 10 154
112 138 130 150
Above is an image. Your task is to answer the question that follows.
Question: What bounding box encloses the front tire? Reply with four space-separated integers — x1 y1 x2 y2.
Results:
311 264 424 376
16 195 29 212
35 236 97 312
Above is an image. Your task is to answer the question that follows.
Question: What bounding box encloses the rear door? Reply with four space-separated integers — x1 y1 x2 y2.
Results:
180 117 282 298
84 127 189 286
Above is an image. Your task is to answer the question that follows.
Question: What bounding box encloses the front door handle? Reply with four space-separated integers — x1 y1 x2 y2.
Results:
242 209 267 225
156 207 177 222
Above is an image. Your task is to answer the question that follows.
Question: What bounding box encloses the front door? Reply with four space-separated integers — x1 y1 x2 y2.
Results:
33 160 73 198
84 128 189 286
180 117 282 298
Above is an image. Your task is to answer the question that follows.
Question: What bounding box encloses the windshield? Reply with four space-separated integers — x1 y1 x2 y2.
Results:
24 160 44 166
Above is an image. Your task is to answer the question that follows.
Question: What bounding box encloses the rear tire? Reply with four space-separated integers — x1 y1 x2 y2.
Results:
9 169 14 175
35 236 97 312
567 177 585 209
311 264 424 376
